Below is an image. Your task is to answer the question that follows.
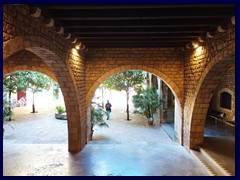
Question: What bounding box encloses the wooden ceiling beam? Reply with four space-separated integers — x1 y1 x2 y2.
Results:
37 4 234 10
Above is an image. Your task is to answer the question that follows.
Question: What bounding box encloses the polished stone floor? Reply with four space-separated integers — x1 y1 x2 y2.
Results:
202 118 235 175
3 106 208 176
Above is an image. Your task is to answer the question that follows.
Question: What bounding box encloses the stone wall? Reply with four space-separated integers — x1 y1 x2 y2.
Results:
3 4 86 151
3 4 235 151
210 68 235 123
4 50 57 81
85 48 185 143
184 22 235 149
85 48 184 106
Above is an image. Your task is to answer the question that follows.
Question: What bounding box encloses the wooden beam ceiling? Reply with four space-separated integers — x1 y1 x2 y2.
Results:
35 4 235 48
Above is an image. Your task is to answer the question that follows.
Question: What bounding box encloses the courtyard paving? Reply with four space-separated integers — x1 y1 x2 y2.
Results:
3 106 208 176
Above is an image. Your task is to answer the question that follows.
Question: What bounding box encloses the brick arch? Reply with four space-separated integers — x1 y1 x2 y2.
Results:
86 65 182 107
3 36 68 61
189 56 235 149
4 50 57 82
3 35 83 152
86 65 183 144
4 66 57 82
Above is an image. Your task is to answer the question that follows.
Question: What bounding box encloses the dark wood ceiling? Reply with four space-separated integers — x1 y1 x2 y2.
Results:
34 4 235 48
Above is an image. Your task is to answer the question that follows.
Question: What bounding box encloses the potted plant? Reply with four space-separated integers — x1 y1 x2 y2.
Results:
132 87 161 125
90 106 109 140
3 92 13 136
55 105 67 120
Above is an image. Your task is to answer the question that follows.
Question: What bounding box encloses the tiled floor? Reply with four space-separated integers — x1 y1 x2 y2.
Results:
3 106 208 176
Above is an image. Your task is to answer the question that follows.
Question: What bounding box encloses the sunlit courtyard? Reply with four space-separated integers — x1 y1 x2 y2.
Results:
3 101 208 176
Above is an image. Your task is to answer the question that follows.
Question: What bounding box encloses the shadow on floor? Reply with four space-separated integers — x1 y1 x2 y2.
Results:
202 118 235 175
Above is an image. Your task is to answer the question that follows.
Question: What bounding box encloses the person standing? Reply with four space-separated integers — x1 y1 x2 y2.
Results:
105 100 112 120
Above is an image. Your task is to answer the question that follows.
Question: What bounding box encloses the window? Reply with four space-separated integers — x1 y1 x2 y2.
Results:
220 92 232 110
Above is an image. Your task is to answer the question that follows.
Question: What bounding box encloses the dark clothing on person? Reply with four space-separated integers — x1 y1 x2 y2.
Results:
105 101 112 120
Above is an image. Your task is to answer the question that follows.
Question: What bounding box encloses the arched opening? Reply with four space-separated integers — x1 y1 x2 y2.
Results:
220 91 232 110
190 57 235 148
190 56 235 174
86 68 183 145
3 37 83 151
3 70 68 144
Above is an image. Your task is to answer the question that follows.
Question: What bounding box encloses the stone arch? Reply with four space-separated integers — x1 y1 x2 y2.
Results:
86 65 183 144
3 35 83 152
4 50 57 81
189 54 235 149
4 66 57 82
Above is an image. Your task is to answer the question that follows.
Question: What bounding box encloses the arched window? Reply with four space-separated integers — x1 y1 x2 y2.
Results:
220 92 232 110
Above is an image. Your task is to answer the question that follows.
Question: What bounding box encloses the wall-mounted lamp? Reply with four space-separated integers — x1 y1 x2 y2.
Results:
192 41 199 49
75 41 82 50
196 46 203 56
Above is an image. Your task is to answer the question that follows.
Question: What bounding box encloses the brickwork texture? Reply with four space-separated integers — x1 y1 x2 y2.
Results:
3 4 235 151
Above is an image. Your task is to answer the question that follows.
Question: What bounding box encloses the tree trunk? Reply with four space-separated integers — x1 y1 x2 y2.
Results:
32 92 36 113
90 125 94 141
126 88 130 120
101 88 104 108
8 91 12 121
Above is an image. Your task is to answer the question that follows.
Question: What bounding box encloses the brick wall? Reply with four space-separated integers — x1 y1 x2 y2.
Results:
85 48 184 105
4 50 57 81
85 48 185 143
210 68 235 122
3 4 235 152
184 22 235 149
3 4 86 152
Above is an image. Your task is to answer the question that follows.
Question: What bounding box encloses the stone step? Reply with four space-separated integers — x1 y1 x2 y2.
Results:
199 147 233 176
190 149 225 176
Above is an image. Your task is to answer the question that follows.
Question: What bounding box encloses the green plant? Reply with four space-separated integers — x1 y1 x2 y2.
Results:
3 91 13 122
56 105 65 114
90 106 109 140
101 70 145 120
132 87 161 123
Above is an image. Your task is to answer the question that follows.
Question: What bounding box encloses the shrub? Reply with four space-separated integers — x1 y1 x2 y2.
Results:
56 105 65 114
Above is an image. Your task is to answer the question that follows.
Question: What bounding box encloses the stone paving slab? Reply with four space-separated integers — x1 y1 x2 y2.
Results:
3 106 208 176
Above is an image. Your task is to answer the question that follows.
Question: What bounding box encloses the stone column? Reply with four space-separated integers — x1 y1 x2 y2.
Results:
157 78 163 124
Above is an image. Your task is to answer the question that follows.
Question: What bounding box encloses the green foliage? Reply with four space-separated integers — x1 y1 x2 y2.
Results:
91 106 109 128
102 70 145 91
132 87 161 120
3 91 13 121
53 83 60 100
3 72 27 94
25 71 53 94
3 71 55 114
56 105 66 114
101 70 146 120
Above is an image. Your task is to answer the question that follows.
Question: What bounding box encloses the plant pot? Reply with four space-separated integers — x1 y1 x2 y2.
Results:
148 120 153 125
55 112 67 120
148 117 154 125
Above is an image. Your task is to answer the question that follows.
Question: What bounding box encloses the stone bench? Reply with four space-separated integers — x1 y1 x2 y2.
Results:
208 110 225 123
